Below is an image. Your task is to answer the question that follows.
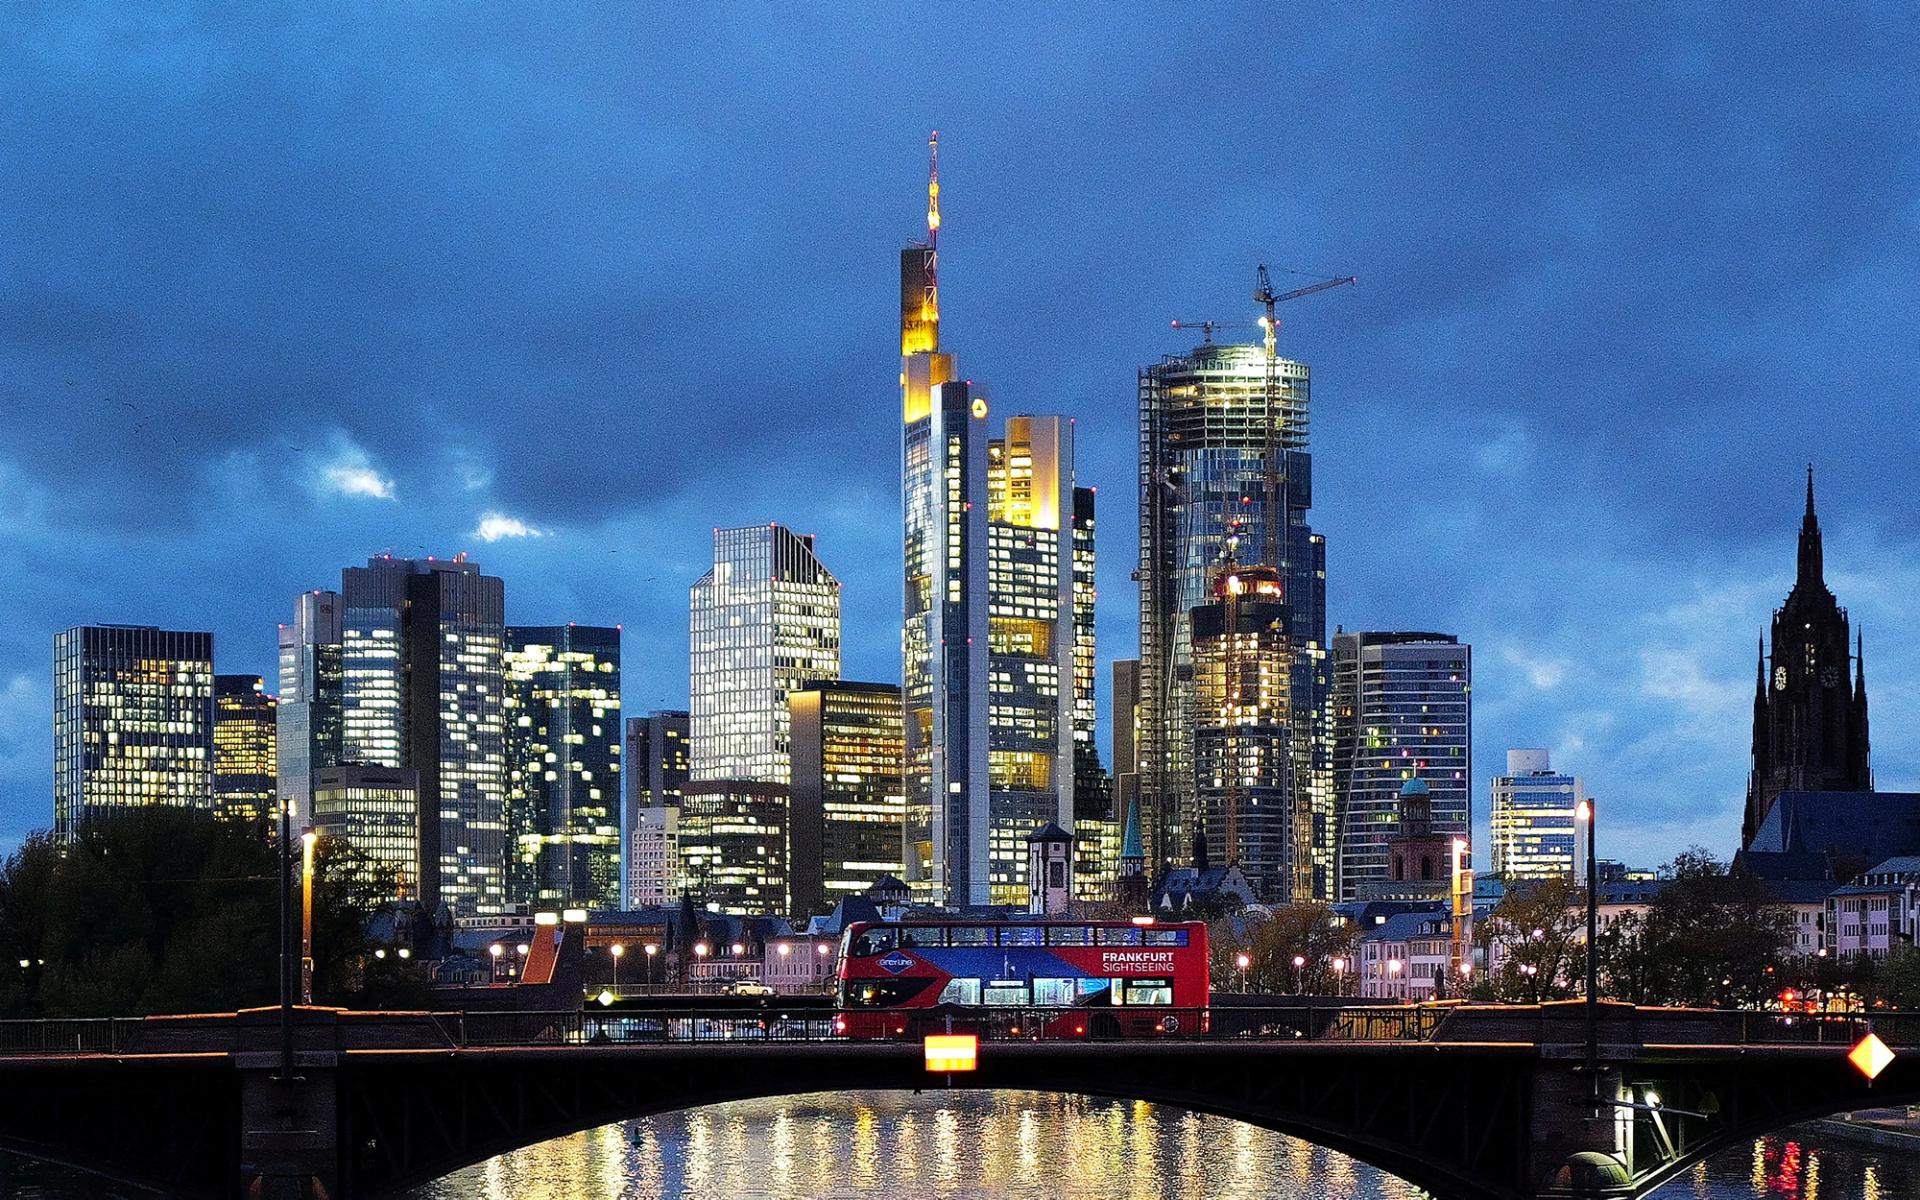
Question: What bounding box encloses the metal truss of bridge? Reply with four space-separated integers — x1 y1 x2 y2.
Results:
0 1000 1910 1200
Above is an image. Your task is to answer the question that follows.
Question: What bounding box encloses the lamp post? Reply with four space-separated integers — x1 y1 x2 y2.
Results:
1235 953 1251 994
1576 796 1599 1108
1292 954 1307 995
1387 958 1402 1001
489 942 504 982
277 799 293 1079
1332 957 1346 998
645 942 659 988
610 943 625 995
299 830 318 1005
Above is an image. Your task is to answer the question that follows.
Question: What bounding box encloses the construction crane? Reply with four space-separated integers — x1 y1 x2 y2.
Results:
1253 266 1356 357
1169 318 1255 344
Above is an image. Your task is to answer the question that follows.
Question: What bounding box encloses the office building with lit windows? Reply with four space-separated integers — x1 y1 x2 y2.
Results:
1490 748 1587 885
53 625 215 842
789 681 906 916
212 674 277 826
623 710 689 907
898 142 1101 907
689 525 840 784
276 590 343 827
504 625 622 909
676 780 788 915
1331 631 1472 900
1188 566 1307 899
1138 336 1332 900
341 555 507 914
312 765 420 903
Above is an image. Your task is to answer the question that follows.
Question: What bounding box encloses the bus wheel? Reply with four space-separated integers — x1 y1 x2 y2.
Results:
1091 1014 1120 1041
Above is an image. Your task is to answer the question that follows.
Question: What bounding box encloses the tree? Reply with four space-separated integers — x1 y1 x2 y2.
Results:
0 809 425 1017
1478 877 1584 1002
1210 903 1358 995
1596 848 1792 1007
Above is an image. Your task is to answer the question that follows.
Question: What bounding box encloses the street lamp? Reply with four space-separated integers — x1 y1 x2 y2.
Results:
1387 958 1402 999
1292 954 1307 995
1332 957 1347 997
645 942 659 987
299 830 318 1004
610 943 625 995
1576 796 1599 1106
1235 952 1251 993
488 942 504 982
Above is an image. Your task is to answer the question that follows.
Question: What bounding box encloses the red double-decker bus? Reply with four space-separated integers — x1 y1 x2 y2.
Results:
835 918 1209 1039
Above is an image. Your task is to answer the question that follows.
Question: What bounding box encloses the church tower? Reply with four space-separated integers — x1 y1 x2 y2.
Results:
1742 469 1873 845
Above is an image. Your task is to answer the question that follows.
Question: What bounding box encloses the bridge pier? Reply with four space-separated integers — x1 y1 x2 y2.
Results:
1528 1060 1633 1199
237 1064 340 1200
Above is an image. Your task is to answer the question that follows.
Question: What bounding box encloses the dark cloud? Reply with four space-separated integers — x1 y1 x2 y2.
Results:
0 5 1916 864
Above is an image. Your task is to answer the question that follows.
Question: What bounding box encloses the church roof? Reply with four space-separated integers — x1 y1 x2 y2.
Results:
1399 777 1430 797
1026 821 1072 843
1120 799 1144 860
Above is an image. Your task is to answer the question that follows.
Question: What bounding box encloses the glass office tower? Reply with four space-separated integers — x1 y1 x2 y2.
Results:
789 680 906 916
341 555 507 915
53 625 215 842
212 674 277 826
1331 630 1472 899
504 625 623 909
312 764 420 903
1139 340 1331 898
1490 748 1587 884
276 590 343 827
676 780 789 915
689 525 840 784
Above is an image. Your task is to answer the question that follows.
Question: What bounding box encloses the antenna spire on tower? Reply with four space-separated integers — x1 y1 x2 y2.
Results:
927 130 941 247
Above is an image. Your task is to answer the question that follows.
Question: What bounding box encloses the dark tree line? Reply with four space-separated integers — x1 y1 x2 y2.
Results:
0 808 429 1017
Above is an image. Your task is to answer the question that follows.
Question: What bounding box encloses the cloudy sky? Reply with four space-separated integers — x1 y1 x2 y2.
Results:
1 6 1915 868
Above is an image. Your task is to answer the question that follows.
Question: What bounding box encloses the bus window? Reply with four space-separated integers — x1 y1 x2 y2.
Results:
1143 929 1189 946
1033 978 1075 1006
1123 979 1174 1006
949 926 991 946
850 927 898 957
938 978 982 1006
984 980 1030 1006
844 978 934 1007
998 926 1042 946
1077 978 1115 1005
899 927 933 949
1097 927 1143 946
1046 926 1091 946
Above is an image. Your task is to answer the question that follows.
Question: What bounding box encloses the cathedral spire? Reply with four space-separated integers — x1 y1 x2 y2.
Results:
1797 465 1824 587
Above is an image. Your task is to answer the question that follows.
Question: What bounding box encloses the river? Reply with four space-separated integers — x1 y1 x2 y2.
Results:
397 1090 1918 1200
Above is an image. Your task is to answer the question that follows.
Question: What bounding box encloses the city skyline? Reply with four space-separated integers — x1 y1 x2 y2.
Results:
1 10 1917 875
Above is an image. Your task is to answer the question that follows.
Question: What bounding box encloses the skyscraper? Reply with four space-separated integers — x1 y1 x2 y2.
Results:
899 139 1097 907
789 680 906 916
1489 749 1587 884
677 780 788 915
1331 630 1471 900
504 625 622 909
212 674 277 826
341 555 507 915
1138 333 1331 899
53 625 215 841
623 711 689 908
1743 470 1872 845
689 524 840 784
312 765 420 902
276 590 343 827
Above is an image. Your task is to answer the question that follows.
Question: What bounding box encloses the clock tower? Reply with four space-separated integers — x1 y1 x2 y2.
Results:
1742 469 1873 846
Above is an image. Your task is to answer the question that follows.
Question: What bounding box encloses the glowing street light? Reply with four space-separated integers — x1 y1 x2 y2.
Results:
1292 954 1307 995
1331 956 1347 997
1235 952 1251 993
610 943 625 994
299 830 317 1004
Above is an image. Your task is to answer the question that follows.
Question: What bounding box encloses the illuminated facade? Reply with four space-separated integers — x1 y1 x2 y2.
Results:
899 142 1099 907
53 625 215 842
677 780 788 915
689 525 840 784
1489 748 1587 884
312 765 419 903
1188 566 1307 899
276 590 343 827
1138 339 1331 898
788 681 905 916
212 674 277 826
623 710 689 907
504 625 622 909
341 555 507 915
1331 631 1471 899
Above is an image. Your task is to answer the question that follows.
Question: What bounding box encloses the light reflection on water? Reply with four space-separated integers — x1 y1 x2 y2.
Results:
405 1091 1920 1200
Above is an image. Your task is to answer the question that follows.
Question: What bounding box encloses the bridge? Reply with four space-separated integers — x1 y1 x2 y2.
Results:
0 1001 1911 1200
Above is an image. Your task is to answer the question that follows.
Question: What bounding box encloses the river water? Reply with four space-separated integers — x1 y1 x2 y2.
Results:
400 1090 1919 1200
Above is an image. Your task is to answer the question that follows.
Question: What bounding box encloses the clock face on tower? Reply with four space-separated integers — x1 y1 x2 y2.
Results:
1822 665 1840 688
1774 665 1788 691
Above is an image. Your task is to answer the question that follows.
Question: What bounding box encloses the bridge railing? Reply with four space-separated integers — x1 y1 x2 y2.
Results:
0 1018 146 1055
437 1005 1446 1048
1727 1010 1920 1046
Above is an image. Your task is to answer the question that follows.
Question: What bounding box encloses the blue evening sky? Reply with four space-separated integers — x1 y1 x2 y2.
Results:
1 6 1915 869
